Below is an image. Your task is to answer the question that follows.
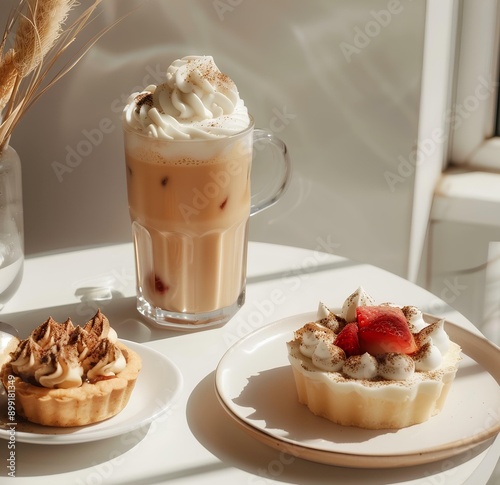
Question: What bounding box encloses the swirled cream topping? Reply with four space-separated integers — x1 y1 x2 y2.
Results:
377 353 415 380
9 311 125 389
123 55 250 140
31 316 74 349
312 340 345 372
37 345 83 389
341 286 375 322
83 339 126 382
83 309 118 343
288 287 458 382
10 338 53 382
410 315 450 371
317 302 341 332
297 323 335 358
343 353 378 379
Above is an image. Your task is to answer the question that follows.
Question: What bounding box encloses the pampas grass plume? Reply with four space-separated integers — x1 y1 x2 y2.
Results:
0 0 106 151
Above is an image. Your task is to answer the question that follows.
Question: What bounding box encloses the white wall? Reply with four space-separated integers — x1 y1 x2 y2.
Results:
6 0 426 278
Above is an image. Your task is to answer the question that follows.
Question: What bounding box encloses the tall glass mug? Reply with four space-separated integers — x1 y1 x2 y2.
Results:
123 117 291 329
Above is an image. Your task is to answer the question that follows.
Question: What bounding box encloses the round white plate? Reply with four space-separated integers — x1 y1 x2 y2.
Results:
0 340 182 444
215 313 500 468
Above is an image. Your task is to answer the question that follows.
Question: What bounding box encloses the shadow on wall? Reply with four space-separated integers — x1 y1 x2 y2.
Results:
9 0 425 278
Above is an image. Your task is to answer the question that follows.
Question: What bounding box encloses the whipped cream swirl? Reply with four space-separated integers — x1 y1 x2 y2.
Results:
298 323 334 358
38 345 84 389
341 286 375 322
9 311 125 389
123 55 250 140
312 340 345 371
343 353 378 379
403 306 450 371
411 318 450 371
377 353 415 380
83 339 126 382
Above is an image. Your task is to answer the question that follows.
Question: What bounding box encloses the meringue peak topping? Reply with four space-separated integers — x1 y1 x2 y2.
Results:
8 310 124 389
341 286 375 323
83 309 117 343
31 316 74 350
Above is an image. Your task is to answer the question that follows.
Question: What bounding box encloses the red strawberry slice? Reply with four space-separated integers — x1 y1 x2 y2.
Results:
357 306 417 355
356 305 407 328
334 322 361 356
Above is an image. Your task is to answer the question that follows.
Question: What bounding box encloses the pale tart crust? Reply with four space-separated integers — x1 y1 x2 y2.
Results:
1 342 141 427
287 340 461 430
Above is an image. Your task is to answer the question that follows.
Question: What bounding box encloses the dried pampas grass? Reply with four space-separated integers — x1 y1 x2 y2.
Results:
0 0 115 151
0 49 17 111
14 0 78 77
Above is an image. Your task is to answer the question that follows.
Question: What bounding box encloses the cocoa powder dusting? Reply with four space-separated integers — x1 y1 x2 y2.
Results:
135 93 153 113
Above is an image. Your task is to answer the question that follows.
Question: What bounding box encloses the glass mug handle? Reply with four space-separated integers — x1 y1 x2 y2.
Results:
250 129 292 216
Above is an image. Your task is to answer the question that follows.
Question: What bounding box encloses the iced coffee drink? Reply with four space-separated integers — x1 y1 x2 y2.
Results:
123 56 289 328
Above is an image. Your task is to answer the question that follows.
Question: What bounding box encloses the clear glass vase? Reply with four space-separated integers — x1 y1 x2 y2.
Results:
0 144 24 309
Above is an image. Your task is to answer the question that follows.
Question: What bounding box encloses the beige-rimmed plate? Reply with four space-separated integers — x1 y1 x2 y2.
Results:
0 340 182 444
215 313 500 468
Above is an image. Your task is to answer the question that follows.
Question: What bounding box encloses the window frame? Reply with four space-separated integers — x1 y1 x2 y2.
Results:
410 0 500 282
449 0 500 169
407 0 459 281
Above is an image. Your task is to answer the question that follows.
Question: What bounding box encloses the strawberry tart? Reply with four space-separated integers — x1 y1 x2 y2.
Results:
286 287 461 429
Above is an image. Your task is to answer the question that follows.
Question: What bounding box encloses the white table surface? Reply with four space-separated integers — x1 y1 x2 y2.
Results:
0 241 498 484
